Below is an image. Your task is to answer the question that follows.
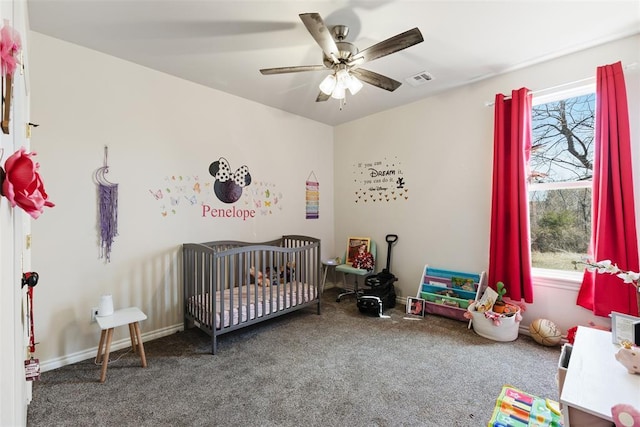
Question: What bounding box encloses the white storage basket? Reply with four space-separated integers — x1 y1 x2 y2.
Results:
467 302 521 342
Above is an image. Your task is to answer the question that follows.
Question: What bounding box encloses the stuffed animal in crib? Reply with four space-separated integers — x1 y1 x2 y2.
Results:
281 262 295 282
267 262 296 283
249 266 270 286
250 262 296 286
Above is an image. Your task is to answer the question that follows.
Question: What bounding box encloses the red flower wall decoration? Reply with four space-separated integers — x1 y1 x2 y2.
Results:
1 147 54 219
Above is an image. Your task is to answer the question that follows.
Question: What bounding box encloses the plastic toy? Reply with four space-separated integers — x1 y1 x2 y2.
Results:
488 386 564 427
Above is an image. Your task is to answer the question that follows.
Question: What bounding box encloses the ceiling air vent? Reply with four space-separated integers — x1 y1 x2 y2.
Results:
405 71 433 87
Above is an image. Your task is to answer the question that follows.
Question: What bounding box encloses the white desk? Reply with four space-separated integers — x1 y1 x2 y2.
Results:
561 326 640 425
96 307 148 383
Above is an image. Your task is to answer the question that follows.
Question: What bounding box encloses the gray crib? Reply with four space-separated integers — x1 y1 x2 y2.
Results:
182 235 322 354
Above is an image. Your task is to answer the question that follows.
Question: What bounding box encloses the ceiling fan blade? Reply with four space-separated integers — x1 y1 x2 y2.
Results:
348 27 423 67
315 92 330 102
299 13 340 64
350 68 402 92
260 65 328 75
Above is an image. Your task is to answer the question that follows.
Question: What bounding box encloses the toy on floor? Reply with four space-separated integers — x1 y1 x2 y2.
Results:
529 318 562 347
612 403 640 427
488 385 563 427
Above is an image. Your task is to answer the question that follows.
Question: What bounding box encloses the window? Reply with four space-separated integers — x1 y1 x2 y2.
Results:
529 86 595 272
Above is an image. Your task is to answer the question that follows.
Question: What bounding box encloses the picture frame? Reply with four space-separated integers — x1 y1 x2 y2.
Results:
345 237 370 265
406 297 425 317
610 311 640 345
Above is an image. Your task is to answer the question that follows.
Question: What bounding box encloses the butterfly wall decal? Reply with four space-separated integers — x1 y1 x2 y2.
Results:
149 189 163 200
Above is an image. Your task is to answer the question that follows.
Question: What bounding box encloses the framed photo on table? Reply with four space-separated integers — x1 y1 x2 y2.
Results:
611 311 640 345
345 237 370 265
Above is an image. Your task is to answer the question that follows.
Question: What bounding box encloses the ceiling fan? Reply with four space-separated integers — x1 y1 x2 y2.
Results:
259 13 424 103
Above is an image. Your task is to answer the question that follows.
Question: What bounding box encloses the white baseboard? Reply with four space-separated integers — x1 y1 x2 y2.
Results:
39 323 184 373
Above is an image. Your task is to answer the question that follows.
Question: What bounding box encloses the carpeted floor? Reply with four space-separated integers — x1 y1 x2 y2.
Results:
27 288 562 427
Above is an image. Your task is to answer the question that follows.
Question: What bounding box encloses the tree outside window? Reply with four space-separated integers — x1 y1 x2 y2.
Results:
529 91 595 271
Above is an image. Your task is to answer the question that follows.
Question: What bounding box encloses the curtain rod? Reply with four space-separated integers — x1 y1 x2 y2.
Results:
484 62 637 107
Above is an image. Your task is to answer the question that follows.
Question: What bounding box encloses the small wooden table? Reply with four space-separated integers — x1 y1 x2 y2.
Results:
96 307 147 383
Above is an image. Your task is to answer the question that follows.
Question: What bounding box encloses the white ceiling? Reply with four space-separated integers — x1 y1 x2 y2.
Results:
26 0 640 126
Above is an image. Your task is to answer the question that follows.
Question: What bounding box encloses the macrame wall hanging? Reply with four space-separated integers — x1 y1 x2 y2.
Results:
305 171 319 219
94 146 118 262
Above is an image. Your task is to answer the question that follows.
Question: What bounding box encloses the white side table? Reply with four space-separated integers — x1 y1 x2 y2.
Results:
96 307 147 383
322 258 340 292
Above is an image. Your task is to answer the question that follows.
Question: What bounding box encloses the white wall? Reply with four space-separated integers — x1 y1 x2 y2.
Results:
334 35 640 334
28 32 335 370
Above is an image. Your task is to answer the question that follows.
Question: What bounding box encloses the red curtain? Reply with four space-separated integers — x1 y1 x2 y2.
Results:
577 61 639 317
488 88 534 303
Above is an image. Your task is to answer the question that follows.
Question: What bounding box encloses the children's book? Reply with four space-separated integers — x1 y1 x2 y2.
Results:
475 286 499 312
451 276 476 291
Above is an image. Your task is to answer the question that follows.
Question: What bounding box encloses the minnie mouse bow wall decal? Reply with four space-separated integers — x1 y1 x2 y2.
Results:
209 157 251 204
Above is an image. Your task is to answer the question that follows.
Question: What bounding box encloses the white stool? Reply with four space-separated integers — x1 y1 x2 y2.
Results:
96 307 147 383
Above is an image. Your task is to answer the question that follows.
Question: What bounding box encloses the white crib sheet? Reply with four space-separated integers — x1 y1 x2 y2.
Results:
188 282 317 329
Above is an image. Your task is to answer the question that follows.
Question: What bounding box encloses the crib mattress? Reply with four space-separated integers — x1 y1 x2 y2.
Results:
187 282 317 329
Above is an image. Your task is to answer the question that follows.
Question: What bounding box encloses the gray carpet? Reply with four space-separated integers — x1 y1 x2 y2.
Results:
27 288 561 427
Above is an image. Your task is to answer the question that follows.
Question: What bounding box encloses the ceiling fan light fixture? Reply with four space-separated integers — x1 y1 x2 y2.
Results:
336 68 350 87
331 85 346 100
347 75 363 95
319 74 337 95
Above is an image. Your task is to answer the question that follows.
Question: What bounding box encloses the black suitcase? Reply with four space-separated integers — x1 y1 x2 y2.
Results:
357 234 398 316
